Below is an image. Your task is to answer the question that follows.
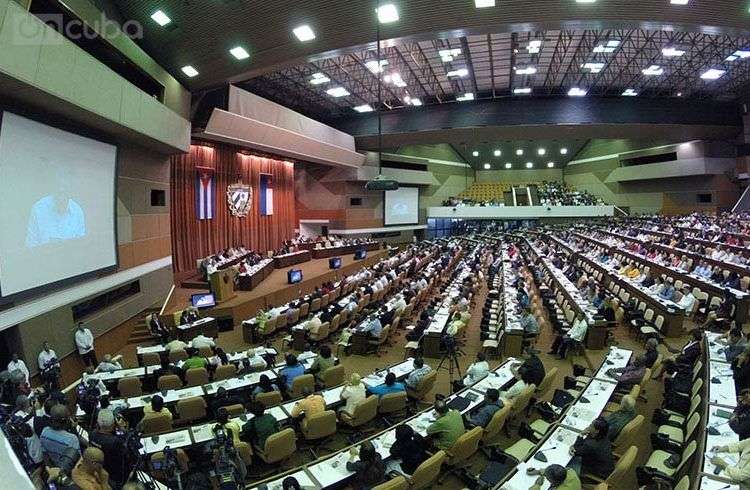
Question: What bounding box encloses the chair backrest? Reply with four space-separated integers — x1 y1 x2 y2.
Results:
482 402 513 444
509 384 536 418
299 302 310 318
214 364 237 381
117 377 142 397
197 346 213 357
604 445 637 484
310 298 321 312
302 410 337 440
535 367 558 399
288 308 300 325
222 404 245 417
409 370 437 400
150 449 189 477
185 367 209 387
673 475 690 490
378 391 407 414
675 440 697 473
321 364 346 388
372 475 408 490
175 396 207 423
157 374 183 391
643 309 654 322
142 352 161 366
409 450 446 490
613 414 643 451
330 315 341 332
255 390 283 407
311 322 330 341
684 412 700 441
320 294 330 308
654 316 664 329
289 374 315 398
262 428 296 463
447 426 482 465
348 395 378 427
168 349 188 363
139 412 173 435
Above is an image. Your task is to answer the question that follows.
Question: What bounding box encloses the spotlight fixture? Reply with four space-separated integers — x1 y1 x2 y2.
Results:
472 151 479 157
230 46 250 60
292 25 316 42
494 149 501 157
483 163 491 169
376 4 399 23
181 65 198 77
353 104 374 113
326 87 350 97
150 10 172 26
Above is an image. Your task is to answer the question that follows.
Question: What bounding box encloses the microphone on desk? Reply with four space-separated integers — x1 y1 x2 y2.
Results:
533 446 557 462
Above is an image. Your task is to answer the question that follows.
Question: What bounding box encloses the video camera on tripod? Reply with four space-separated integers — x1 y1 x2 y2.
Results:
207 424 241 490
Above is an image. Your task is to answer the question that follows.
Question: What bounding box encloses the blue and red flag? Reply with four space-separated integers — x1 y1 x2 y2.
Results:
195 167 215 220
259 174 273 216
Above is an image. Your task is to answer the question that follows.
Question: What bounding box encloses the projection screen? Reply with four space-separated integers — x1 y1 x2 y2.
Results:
384 187 419 225
0 111 118 297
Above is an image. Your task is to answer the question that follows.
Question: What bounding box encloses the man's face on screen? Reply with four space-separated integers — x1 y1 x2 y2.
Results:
52 166 73 209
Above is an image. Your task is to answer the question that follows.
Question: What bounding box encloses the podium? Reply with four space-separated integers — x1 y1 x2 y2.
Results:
209 269 236 303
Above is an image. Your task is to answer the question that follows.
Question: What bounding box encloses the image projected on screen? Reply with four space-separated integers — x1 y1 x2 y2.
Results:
384 187 419 225
0 112 117 297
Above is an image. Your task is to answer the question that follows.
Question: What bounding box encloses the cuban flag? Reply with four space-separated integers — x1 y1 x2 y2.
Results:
259 174 273 216
195 167 215 220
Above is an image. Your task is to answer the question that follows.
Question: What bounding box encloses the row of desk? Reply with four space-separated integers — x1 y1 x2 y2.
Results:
237 258 275 291
562 232 686 338
632 219 750 262
589 228 750 322
310 241 381 259
273 250 312 268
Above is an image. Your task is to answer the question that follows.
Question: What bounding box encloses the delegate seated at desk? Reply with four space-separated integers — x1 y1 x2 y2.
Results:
180 307 201 325
426 400 465 450
468 388 503 428
368 373 405 397
279 354 305 391
359 315 382 338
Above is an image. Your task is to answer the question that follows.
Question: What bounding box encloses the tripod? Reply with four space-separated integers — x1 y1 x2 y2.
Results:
437 338 463 394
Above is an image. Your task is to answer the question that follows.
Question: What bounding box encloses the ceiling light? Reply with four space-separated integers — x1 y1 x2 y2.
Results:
365 59 388 73
662 47 685 57
607 40 621 48
353 104 374 113
310 73 330 85
456 92 475 101
504 163 512 169
410 98 423 106
527 40 542 54
733 50 750 59
701 68 726 80
230 46 250 60
727 55 739 62
389 72 407 87
560 148 568 155
376 4 399 23
494 149 501 157
292 25 316 42
475 0 495 7
326 87 350 97
670 0 689 4
483 163 492 169
150 10 171 26
513 87 532 95
582 62 605 73
593 45 616 54
547 161 555 168
676 92 683 97
439 48 462 62
472 151 479 157
526 162 534 168
516 149 524 156
538 148 546 156
447 68 469 77
575 0 597 3
403 95 411 104
568 87 587 96
515 66 537 75
622 88 638 96
642 65 664 75
181 65 198 77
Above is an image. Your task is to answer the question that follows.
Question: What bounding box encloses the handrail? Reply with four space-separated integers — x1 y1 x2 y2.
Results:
160 284 176 316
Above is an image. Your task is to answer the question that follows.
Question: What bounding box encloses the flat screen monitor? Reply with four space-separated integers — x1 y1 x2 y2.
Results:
191 293 216 309
354 249 367 260
329 257 342 269
288 269 303 284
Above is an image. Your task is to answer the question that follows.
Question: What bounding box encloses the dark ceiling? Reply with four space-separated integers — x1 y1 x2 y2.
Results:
108 0 750 95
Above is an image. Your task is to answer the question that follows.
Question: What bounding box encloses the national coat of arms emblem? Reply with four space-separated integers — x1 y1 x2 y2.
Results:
227 182 252 217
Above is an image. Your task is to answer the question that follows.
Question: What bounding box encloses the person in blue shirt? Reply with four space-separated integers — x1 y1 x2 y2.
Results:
517 289 530 309
361 315 383 338
369 372 405 398
659 279 676 301
279 354 305 391
40 405 80 467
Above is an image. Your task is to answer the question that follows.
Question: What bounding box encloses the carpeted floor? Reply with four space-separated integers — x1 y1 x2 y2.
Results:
115 265 690 489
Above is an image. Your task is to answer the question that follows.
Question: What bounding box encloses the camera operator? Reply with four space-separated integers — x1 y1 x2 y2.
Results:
211 409 246 485
40 405 81 468
89 409 127 489
72 447 112 490
11 395 43 469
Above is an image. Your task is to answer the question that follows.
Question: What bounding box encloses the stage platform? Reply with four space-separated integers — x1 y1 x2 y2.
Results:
164 249 389 326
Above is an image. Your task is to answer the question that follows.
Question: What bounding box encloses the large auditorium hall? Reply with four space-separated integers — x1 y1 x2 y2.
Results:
1 1 749 489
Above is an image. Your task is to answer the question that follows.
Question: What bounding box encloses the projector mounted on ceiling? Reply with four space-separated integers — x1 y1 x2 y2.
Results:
365 174 399 191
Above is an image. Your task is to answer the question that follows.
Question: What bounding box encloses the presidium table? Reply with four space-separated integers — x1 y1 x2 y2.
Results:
273 250 311 268
175 317 218 341
310 241 381 259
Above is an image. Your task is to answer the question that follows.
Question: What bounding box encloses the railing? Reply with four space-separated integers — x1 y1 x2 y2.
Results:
732 185 750 213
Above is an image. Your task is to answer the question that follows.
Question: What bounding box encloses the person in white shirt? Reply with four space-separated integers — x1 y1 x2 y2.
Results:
303 314 322 335
499 370 534 402
713 247 728 261
549 314 588 360
95 354 122 373
677 284 696 314
462 352 490 387
7 353 29 385
165 338 188 352
339 373 366 417
38 341 60 391
245 347 268 371
74 322 97 367
393 295 407 315
191 334 215 350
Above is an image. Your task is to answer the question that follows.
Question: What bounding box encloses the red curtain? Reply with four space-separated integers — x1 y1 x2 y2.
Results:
170 143 296 273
